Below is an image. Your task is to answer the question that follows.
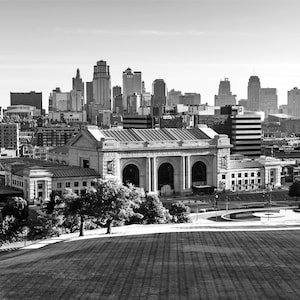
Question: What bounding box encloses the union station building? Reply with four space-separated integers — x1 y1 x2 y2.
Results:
49 126 284 196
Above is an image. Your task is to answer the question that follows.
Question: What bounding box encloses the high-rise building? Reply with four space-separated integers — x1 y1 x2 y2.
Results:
48 88 70 112
0 123 19 156
127 94 141 114
260 88 278 117
10 91 43 115
288 87 300 118
92 60 111 110
228 114 262 157
152 79 166 107
48 87 86 123
112 86 122 114
247 76 261 111
214 78 236 107
113 86 122 98
122 68 142 111
167 89 182 106
72 69 84 98
86 82 93 105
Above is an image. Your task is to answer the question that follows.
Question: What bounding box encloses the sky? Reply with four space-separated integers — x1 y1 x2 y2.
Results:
1 0 300 111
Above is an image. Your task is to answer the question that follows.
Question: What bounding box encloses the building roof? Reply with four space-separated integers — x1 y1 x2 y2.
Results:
0 158 99 178
229 159 262 170
49 166 99 178
97 127 217 143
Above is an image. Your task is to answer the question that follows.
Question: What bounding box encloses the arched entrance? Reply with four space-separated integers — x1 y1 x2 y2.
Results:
158 163 174 191
123 164 139 186
192 161 207 186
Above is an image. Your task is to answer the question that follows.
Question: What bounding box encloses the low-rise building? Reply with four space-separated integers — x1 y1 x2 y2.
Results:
0 158 100 205
49 126 283 195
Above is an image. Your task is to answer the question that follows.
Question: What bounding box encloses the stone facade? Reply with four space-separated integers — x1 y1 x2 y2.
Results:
49 126 284 195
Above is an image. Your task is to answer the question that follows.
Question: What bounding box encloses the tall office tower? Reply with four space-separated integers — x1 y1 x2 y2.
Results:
114 95 123 114
214 78 236 106
48 88 70 112
152 79 166 107
70 90 84 112
72 69 84 97
167 89 182 106
0 123 19 155
152 79 166 117
10 91 43 115
113 86 122 98
288 87 300 117
92 60 111 110
260 88 278 117
141 92 152 107
228 113 262 157
127 94 141 114
112 86 122 113
86 82 93 105
122 68 142 111
70 69 85 112
247 76 261 111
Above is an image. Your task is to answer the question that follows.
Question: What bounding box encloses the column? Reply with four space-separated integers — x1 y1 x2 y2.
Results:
147 157 152 192
153 157 157 193
186 156 191 189
116 157 121 183
182 156 186 191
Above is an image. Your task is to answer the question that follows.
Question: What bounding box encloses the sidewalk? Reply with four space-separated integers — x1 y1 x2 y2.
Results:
2 209 300 252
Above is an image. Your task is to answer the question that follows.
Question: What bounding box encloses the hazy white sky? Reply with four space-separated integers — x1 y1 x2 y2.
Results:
1 0 300 110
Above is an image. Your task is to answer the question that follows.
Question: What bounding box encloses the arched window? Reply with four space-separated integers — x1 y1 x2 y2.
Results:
158 163 174 190
192 161 207 185
123 164 139 186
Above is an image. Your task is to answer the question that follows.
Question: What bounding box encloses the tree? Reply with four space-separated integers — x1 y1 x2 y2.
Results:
0 197 29 244
1 197 29 223
63 188 96 237
94 180 144 234
169 201 191 223
138 194 170 224
288 181 300 208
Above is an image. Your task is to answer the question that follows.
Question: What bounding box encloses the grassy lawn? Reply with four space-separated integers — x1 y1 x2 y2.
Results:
1 230 300 299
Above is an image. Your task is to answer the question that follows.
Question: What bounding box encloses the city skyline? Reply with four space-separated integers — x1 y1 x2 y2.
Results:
1 0 300 110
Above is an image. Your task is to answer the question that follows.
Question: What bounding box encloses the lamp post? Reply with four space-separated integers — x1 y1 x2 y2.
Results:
226 196 229 214
215 193 219 221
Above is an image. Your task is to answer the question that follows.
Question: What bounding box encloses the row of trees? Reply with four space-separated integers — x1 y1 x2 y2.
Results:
1 179 191 244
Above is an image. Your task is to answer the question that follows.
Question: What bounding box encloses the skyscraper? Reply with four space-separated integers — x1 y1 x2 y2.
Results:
247 76 261 111
288 87 300 117
122 68 142 111
112 86 122 98
260 88 278 117
92 60 111 110
112 86 122 114
86 82 93 105
152 79 166 117
72 68 84 97
152 79 166 107
214 78 236 106
71 69 84 112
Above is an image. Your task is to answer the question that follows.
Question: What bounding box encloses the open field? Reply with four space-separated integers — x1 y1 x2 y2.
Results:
1 230 300 299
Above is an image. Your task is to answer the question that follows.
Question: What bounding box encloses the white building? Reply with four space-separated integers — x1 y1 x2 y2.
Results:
48 126 283 195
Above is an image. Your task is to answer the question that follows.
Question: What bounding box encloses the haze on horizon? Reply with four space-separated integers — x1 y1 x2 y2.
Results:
1 0 300 111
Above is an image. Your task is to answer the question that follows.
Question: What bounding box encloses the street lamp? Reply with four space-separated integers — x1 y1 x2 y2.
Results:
226 196 229 214
215 194 219 221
